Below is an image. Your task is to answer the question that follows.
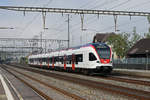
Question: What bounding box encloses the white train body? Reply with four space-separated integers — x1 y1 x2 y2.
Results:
28 43 113 74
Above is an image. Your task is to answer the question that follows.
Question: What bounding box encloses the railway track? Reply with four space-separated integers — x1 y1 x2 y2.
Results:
7 64 150 100
1 66 52 100
1 65 86 100
97 75 150 87
111 72 150 79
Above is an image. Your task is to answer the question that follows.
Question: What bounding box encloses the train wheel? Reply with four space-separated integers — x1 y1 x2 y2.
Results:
83 69 90 75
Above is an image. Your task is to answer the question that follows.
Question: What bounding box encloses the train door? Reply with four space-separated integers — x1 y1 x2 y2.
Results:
72 54 75 70
89 52 97 67
64 55 66 70
40 58 42 68
47 57 50 68
52 56 54 68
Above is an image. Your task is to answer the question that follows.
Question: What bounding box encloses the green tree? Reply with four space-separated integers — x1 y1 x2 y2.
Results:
107 33 129 58
20 57 28 64
106 28 142 58
129 27 141 47
144 32 150 38
144 16 150 38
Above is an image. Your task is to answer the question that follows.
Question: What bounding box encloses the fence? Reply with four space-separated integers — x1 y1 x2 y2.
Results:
113 58 150 70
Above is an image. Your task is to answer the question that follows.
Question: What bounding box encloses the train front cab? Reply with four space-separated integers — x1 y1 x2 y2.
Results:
88 43 113 74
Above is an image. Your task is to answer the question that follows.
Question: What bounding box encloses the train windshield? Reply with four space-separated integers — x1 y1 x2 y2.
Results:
94 44 111 59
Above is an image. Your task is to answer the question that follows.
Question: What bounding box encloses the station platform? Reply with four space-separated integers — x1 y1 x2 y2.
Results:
0 65 44 100
113 68 150 77
0 79 7 100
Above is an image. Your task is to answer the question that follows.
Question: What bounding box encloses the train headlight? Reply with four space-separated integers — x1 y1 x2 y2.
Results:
110 60 112 63
96 61 100 63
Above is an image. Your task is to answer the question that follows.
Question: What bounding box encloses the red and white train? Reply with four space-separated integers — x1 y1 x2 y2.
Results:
28 43 113 75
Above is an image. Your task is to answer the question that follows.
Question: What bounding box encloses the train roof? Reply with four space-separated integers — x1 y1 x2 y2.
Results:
71 42 108 49
28 42 109 58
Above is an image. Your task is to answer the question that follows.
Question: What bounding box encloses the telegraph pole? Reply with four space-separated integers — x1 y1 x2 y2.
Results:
40 32 43 53
67 14 70 48
45 40 47 53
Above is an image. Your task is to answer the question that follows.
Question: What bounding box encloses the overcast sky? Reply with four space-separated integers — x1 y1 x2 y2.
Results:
0 0 150 47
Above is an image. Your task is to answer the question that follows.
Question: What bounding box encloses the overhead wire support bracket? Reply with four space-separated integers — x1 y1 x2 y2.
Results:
114 15 118 32
80 14 84 31
42 11 47 29
23 10 26 16
0 6 150 16
130 15 132 20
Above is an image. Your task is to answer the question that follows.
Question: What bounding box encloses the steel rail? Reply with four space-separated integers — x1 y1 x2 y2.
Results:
111 72 150 79
1 66 52 100
10 64 150 100
98 75 150 86
3 65 86 100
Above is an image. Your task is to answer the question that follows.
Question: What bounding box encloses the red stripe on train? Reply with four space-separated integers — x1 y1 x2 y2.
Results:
72 54 75 70
40 59 42 67
47 58 49 68
64 55 66 70
52 57 54 68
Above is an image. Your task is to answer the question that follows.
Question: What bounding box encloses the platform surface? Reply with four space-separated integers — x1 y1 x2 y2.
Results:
0 65 44 100
0 80 7 100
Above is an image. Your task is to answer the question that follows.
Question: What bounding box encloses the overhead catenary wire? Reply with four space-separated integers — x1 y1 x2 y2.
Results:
47 0 150 33
109 0 132 10
54 0 133 35
49 0 136 46
48 0 123 35
72 0 150 33
68 0 133 32
67 0 148 44
19 0 53 35
79 0 100 8
48 0 105 31
90 0 119 10
65 0 132 32
3 0 149 46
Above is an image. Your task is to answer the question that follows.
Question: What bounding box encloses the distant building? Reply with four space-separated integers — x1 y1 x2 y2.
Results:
127 38 150 58
93 32 115 43
93 33 118 59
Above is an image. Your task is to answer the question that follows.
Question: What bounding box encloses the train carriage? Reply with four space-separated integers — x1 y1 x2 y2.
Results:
28 42 113 75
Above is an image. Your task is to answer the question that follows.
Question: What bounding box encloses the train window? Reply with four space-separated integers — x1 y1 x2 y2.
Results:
57 57 59 62
33 59 35 63
42 58 46 62
54 57 57 62
56 57 59 62
29 59 33 63
61 56 63 63
69 55 72 64
54 57 57 64
89 53 97 61
35 59 37 62
38 58 41 62
75 54 83 63
46 58 49 64
66 55 72 64
63 56 67 64
49 58 52 64
59 56 63 64
38 58 42 63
